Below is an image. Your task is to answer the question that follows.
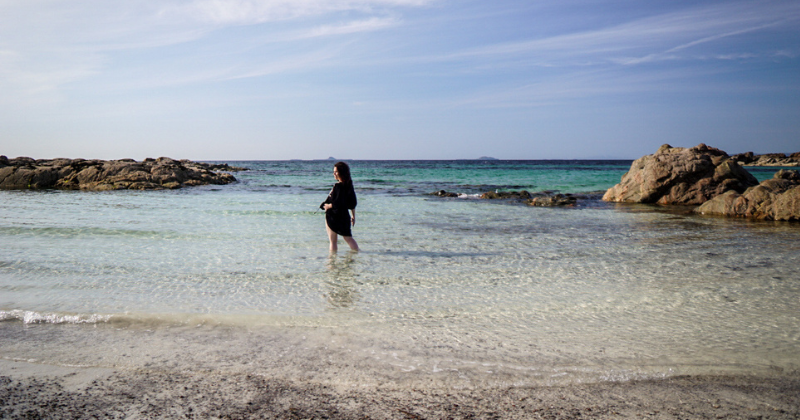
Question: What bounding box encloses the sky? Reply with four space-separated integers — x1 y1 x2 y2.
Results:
1 0 799 160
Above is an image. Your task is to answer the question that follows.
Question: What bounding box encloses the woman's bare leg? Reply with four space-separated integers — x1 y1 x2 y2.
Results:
326 224 338 252
343 236 359 251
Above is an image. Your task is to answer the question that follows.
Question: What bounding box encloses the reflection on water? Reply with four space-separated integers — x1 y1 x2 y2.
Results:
325 253 359 309
376 250 496 258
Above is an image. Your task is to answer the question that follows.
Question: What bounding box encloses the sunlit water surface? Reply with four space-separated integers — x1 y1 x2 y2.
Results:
1 161 798 387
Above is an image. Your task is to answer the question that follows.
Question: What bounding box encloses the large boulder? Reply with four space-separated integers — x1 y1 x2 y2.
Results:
602 144 758 205
0 156 243 191
696 169 800 221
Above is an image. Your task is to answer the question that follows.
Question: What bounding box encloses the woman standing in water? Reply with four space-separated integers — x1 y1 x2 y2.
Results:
321 162 360 252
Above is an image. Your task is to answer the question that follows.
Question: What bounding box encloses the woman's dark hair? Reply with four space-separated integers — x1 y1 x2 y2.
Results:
334 161 352 185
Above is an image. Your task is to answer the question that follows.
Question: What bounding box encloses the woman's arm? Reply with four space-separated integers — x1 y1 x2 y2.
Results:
323 184 340 211
349 209 356 226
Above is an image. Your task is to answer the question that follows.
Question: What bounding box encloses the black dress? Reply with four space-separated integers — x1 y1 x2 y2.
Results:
320 182 357 237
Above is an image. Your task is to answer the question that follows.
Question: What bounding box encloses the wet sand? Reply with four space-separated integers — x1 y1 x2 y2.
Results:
2 360 798 419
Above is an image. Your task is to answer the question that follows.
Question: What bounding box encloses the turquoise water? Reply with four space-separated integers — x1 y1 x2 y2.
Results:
1 161 798 387
231 159 632 195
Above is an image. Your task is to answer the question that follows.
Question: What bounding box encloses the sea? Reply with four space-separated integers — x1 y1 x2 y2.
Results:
1 160 798 388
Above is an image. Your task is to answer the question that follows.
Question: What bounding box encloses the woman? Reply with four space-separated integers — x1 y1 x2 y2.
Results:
320 161 360 252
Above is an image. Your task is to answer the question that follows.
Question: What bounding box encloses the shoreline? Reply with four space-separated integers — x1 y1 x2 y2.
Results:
2 360 798 419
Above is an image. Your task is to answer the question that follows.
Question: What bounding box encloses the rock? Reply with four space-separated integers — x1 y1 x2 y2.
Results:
430 190 459 197
696 169 800 221
0 164 60 189
9 156 36 166
0 157 246 191
480 190 532 199
774 168 800 182
204 163 248 172
430 189 585 207
527 194 577 207
733 151 800 167
732 151 756 165
602 143 758 205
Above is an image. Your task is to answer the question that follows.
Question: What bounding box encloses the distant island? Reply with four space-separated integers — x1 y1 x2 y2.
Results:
477 156 498 160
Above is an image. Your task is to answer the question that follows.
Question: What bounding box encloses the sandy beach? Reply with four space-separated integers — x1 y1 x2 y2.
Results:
1 358 798 419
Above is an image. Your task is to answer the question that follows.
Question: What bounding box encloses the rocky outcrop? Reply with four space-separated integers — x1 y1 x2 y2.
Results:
733 152 800 167
527 194 577 207
480 190 532 199
430 190 459 197
481 190 578 206
602 144 758 205
695 170 800 221
0 156 245 191
430 189 582 207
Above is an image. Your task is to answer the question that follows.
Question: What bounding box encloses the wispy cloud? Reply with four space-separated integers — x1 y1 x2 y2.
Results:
166 0 430 25
619 20 790 65
773 50 799 59
434 1 800 67
442 65 736 110
0 45 104 106
0 0 428 104
301 17 400 39
226 48 344 79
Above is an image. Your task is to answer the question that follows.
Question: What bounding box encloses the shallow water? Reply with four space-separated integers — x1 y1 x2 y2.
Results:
1 161 798 387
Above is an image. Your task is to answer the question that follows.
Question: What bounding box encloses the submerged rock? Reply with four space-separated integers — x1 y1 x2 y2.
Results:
480 190 532 199
0 155 245 191
527 194 577 207
430 190 459 197
696 169 800 221
602 144 758 205
430 188 583 207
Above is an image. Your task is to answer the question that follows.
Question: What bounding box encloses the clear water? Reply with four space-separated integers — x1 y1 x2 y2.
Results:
1 161 798 387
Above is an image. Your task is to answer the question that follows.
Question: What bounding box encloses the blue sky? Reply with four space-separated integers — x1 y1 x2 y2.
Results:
1 0 799 160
